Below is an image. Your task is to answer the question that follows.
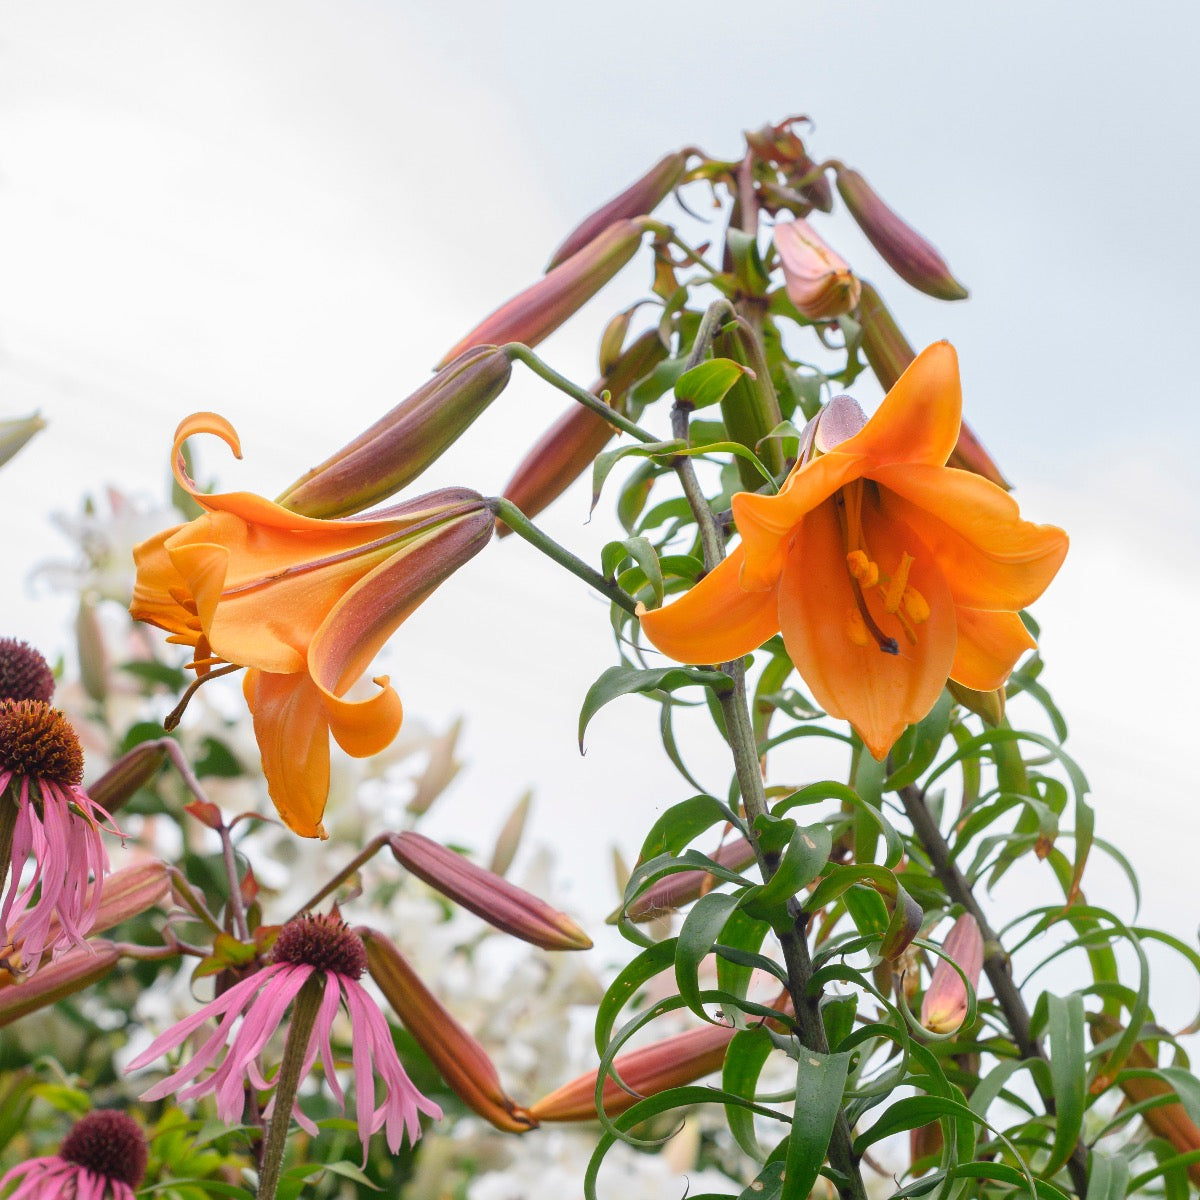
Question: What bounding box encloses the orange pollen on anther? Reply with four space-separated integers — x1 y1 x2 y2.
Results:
845 607 871 648
845 550 879 588
882 552 915 614
903 586 930 625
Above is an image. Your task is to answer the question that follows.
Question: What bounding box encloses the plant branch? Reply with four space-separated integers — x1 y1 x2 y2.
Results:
898 783 1090 1196
505 344 658 443
488 498 639 615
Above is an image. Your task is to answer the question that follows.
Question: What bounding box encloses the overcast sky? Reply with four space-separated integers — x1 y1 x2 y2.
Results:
1 1 1197 987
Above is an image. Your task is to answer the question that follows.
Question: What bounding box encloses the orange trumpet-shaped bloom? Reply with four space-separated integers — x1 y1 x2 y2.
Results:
639 343 1067 758
130 414 492 838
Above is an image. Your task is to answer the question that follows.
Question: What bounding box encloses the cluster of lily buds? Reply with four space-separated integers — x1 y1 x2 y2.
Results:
278 346 514 520
773 218 861 321
388 830 592 951
746 118 834 214
500 327 667 527
834 165 968 301
437 219 649 369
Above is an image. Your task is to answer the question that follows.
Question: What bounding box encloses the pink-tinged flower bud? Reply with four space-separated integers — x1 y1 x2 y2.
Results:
835 167 968 301
626 838 757 922
858 281 1010 489
278 347 513 519
75 596 108 703
436 219 648 369
85 740 168 815
362 928 537 1133
388 831 592 951
910 1119 944 1175
529 1024 735 1122
920 913 984 1033
489 791 531 877
59 861 169 942
0 940 120 1022
774 219 861 321
498 328 667 530
546 152 686 270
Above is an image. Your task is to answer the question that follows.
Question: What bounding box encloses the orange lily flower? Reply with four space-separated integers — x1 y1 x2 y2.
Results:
130 414 492 838
639 343 1067 758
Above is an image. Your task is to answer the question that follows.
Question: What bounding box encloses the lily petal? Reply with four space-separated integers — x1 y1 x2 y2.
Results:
951 607 1035 691
242 670 330 839
777 497 956 758
639 546 780 665
837 341 961 467
874 464 1069 610
733 452 866 590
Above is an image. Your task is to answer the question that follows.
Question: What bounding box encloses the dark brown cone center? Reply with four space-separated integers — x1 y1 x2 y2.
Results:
59 1110 149 1188
272 912 366 979
0 700 83 786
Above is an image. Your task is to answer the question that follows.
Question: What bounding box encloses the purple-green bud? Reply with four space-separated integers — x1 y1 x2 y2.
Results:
86 740 168 814
835 167 968 301
546 152 686 270
436 219 647 369
277 347 512 518
389 831 592 951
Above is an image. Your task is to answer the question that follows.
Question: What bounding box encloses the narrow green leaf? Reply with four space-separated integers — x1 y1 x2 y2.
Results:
579 664 731 750
723 1026 774 1160
676 892 746 1021
783 1051 851 1200
1044 991 1087 1174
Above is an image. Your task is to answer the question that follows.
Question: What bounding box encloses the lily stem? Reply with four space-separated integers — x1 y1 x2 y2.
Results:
487 498 638 615
671 320 868 1200
505 345 658 444
898 783 1090 1196
291 833 392 920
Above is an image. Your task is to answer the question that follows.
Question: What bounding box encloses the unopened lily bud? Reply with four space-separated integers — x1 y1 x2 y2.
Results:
1089 1014 1200 1185
547 152 686 270
75 595 108 703
910 1119 945 1175
921 913 984 1033
278 347 513 518
529 1023 735 1122
0 412 45 471
946 680 1005 727
86 740 169 814
498 328 667 529
835 167 968 301
626 838 757 922
0 941 120 1022
857 280 915 392
858 281 1009 488
489 791 531 877
389 831 592 951
407 716 464 815
437 219 648 368
363 928 536 1132
774 219 861 321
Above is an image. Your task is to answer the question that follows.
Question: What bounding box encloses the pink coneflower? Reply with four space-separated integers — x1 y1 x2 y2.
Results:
0 699 121 975
0 1108 148 1199
127 912 442 1156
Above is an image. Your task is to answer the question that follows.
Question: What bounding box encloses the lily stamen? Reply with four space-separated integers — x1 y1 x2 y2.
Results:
882 551 915 614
